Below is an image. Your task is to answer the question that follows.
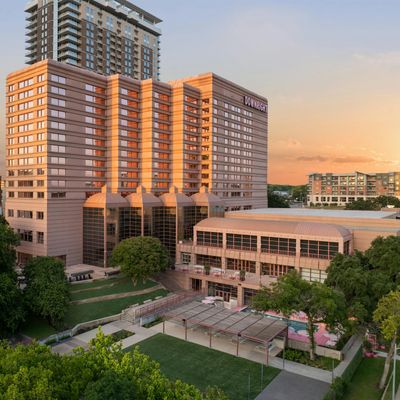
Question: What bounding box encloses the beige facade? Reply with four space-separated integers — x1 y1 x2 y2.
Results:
175 208 400 305
5 60 268 265
25 0 161 80
307 171 400 206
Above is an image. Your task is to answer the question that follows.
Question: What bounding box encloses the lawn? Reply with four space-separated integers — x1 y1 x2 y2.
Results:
131 334 280 400
343 357 400 400
21 289 168 339
69 277 158 301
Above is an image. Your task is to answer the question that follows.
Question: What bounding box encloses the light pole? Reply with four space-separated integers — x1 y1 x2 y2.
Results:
393 342 397 400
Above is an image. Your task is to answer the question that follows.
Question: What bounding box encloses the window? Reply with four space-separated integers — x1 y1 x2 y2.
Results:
37 232 44 244
300 240 339 259
50 74 66 84
18 229 33 242
7 209 14 217
261 263 295 277
36 212 44 220
226 234 257 251
50 86 66 96
261 237 296 256
17 210 33 219
196 231 223 247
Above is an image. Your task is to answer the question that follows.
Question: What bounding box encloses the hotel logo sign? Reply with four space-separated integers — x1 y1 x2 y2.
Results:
243 96 267 113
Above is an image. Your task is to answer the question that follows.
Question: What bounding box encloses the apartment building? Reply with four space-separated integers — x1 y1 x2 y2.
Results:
5 60 268 265
25 0 161 80
307 171 400 206
174 208 400 306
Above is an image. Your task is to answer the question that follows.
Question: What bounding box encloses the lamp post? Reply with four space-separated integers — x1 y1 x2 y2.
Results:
393 342 397 400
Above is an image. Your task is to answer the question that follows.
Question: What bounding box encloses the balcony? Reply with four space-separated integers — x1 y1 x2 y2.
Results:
174 264 275 287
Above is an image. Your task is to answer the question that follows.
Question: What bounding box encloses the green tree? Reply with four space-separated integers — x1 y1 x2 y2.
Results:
0 219 20 274
253 271 346 360
374 195 400 208
326 252 372 325
24 257 70 328
373 291 400 389
345 198 377 210
111 236 169 284
291 185 308 202
267 190 290 208
0 273 25 337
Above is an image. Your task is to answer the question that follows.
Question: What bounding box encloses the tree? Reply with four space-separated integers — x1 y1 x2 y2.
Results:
253 271 346 360
325 252 372 325
0 273 25 337
24 257 70 328
267 190 290 208
111 236 169 284
345 196 400 211
373 291 400 389
0 219 20 274
345 198 377 211
0 330 228 399
291 185 308 202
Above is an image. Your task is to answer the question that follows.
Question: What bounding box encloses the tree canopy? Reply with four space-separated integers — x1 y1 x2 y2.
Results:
0 330 228 400
345 195 400 211
326 236 400 326
0 220 20 275
373 291 400 389
252 270 346 360
24 257 70 328
267 190 290 208
111 236 169 284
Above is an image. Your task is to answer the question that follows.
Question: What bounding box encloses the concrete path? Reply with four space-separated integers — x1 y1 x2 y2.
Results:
51 319 158 354
70 284 163 305
256 371 330 400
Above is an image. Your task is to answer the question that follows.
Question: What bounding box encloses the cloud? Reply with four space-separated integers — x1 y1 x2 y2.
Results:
332 156 376 164
296 156 328 162
353 51 400 66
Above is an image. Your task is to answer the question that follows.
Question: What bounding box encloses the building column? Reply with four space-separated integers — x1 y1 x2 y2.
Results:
237 284 244 307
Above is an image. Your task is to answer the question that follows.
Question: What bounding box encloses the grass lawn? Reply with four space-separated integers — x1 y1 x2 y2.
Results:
343 357 400 400
131 334 280 400
64 289 168 328
21 316 58 339
69 277 158 301
21 289 168 339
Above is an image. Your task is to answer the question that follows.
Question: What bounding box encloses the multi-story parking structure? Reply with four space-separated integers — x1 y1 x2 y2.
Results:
25 0 161 80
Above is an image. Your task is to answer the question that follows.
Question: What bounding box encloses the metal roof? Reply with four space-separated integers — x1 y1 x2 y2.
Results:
165 302 287 344
231 208 399 220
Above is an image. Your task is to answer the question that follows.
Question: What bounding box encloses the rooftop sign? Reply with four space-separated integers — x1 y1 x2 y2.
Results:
243 96 267 113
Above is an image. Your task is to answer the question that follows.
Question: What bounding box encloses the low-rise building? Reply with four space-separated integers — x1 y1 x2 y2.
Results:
175 208 400 306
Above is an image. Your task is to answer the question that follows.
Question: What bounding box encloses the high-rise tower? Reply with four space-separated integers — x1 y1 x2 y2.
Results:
25 0 161 80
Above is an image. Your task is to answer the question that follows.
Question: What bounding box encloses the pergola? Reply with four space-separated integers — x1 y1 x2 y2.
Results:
163 302 288 365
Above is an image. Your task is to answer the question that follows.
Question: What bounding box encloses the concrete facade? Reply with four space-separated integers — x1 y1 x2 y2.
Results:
174 208 400 306
5 60 268 266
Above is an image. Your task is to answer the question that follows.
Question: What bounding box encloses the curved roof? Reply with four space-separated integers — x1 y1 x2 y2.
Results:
84 185 128 208
126 185 162 207
195 217 352 239
191 186 225 206
160 186 194 207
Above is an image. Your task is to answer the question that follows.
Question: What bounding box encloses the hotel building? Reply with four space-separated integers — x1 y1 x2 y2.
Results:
307 171 400 206
5 60 268 266
174 208 400 306
25 0 161 80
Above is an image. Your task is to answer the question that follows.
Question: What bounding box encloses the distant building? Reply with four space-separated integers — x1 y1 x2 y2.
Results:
307 171 400 206
25 0 161 80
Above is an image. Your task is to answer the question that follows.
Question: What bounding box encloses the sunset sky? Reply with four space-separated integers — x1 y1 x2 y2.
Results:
1 0 399 184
